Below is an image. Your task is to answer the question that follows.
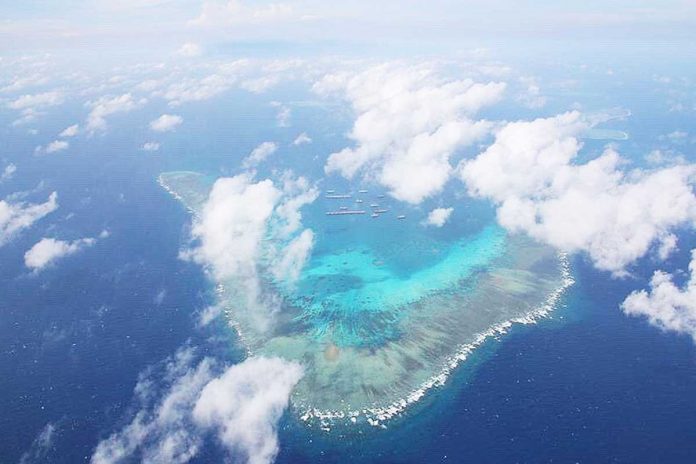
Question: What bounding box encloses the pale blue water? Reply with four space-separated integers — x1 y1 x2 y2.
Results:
285 224 507 347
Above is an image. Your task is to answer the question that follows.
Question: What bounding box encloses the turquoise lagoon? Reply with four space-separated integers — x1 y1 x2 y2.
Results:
159 171 572 425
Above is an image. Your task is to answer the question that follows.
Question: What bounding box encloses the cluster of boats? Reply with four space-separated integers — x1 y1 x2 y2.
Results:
324 190 405 219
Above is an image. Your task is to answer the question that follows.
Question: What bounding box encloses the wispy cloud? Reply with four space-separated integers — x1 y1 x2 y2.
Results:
0 192 58 247
1 163 17 182
243 141 278 168
292 132 311 145
91 347 302 464
35 139 69 154
86 93 145 132
19 422 58 464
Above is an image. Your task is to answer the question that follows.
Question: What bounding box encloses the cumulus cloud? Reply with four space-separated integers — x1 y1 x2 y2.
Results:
459 111 696 275
243 141 278 168
316 63 504 204
424 207 453 227
193 356 303 464
91 348 302 464
182 172 317 331
292 132 311 145
24 236 96 271
59 124 79 137
185 174 280 282
142 141 160 151
622 249 696 341
1 163 16 182
87 93 144 132
177 42 203 57
150 114 183 132
0 192 58 247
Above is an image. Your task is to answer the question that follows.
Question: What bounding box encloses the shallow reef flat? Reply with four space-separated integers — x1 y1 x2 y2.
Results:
160 171 571 427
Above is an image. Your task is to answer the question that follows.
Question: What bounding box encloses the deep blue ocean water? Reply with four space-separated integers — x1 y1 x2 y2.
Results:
1 64 696 463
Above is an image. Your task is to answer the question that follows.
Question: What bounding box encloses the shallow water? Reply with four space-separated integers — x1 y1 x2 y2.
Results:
159 171 570 424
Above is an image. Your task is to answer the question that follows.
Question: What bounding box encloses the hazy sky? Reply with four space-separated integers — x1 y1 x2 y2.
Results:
2 0 696 56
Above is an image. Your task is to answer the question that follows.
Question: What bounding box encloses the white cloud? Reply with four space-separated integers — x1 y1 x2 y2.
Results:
182 172 317 331
7 91 63 110
7 90 64 126
270 228 314 285
46 140 69 153
185 174 280 283
19 423 57 464
241 75 280 94
1 73 49 93
645 149 685 166
1 163 16 182
517 76 546 109
24 236 96 271
197 304 223 327
191 1 295 28
622 249 696 341
142 142 160 151
136 78 162 93
292 132 311 145
425 207 453 227
317 63 504 204
87 93 144 132
59 124 79 137
0 192 58 247
665 130 688 143
272 173 319 238
91 348 214 464
91 348 302 464
275 104 290 127
176 42 202 57
242 141 278 168
193 356 303 464
150 114 183 132
459 111 696 275
658 233 678 260
162 74 232 106
36 139 69 154
154 289 167 305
